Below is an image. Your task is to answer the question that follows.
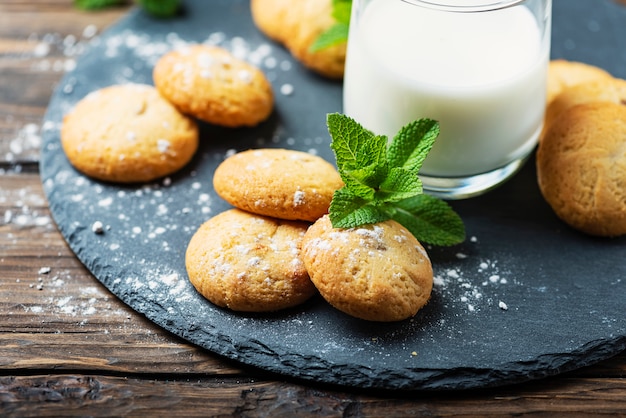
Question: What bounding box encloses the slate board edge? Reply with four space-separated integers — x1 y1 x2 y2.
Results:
38 1 626 392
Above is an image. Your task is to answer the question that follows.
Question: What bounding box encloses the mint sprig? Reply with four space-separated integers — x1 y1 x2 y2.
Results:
327 113 465 246
310 0 352 52
74 0 125 9
74 0 180 18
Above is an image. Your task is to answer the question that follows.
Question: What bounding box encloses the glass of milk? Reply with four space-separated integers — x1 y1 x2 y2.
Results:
343 0 552 199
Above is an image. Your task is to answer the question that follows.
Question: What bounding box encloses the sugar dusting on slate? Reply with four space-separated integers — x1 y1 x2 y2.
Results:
2 25 101 171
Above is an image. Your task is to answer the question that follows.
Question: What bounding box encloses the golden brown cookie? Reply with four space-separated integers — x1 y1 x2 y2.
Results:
302 215 433 322
185 209 316 312
251 0 346 79
544 77 626 132
61 83 198 183
546 59 613 105
153 44 274 127
213 149 344 222
537 102 626 237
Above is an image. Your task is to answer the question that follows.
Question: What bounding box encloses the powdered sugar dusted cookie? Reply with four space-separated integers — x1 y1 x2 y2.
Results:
153 44 274 127
61 83 198 183
302 215 433 322
185 209 316 312
213 149 344 222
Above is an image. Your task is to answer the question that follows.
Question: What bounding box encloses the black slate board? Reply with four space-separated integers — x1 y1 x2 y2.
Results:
40 0 626 391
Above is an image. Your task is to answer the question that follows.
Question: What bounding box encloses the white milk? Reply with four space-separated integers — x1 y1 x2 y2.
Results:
343 0 549 177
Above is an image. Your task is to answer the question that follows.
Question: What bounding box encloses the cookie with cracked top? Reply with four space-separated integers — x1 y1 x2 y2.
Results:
61 83 198 183
537 102 626 237
153 44 274 127
213 148 344 222
302 215 433 322
185 208 316 312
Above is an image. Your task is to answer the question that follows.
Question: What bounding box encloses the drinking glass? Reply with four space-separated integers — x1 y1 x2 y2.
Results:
343 0 552 199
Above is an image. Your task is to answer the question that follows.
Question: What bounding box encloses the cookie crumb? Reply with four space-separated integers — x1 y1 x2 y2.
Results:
38 267 51 275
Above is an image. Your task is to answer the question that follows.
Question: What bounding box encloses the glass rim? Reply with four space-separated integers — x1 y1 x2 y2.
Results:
400 0 528 12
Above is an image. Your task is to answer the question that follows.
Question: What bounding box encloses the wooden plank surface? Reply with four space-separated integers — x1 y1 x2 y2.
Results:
1 1 626 416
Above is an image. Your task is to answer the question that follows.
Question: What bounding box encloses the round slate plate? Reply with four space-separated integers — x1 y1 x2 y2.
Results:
40 0 626 391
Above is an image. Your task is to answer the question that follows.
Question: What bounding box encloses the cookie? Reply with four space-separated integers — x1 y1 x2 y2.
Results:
213 149 344 222
61 83 199 183
546 59 613 105
185 209 316 312
153 44 274 127
251 0 346 79
544 77 626 131
537 102 626 237
302 215 433 322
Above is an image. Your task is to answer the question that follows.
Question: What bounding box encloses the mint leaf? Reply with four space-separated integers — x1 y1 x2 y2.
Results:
328 113 384 170
329 188 390 228
74 0 179 17
390 195 466 246
310 0 352 52
138 0 179 17
387 118 439 172
310 23 350 52
376 167 422 203
327 113 388 188
328 114 389 192
340 164 381 200
74 0 125 9
331 0 352 23
326 113 465 246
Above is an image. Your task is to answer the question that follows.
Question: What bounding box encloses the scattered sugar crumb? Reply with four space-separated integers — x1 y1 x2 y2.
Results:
280 83 294 96
92 221 104 234
293 190 305 206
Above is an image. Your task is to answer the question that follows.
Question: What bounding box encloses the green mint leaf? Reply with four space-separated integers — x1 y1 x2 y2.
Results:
328 113 389 200
74 0 125 10
390 194 466 246
329 188 391 228
387 118 439 172
310 0 352 52
310 23 350 53
331 0 352 23
376 167 422 203
326 113 465 247
138 0 179 17
326 113 387 176
340 164 380 200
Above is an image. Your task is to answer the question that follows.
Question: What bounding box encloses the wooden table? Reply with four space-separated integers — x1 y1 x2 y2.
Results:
1 1 625 416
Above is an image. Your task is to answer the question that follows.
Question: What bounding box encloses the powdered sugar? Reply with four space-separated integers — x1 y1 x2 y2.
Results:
293 190 305 206
93 28 290 87
432 241 515 314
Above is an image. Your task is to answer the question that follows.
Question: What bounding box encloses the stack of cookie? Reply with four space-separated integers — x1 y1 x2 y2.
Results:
186 148 435 322
537 60 626 237
186 149 342 313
